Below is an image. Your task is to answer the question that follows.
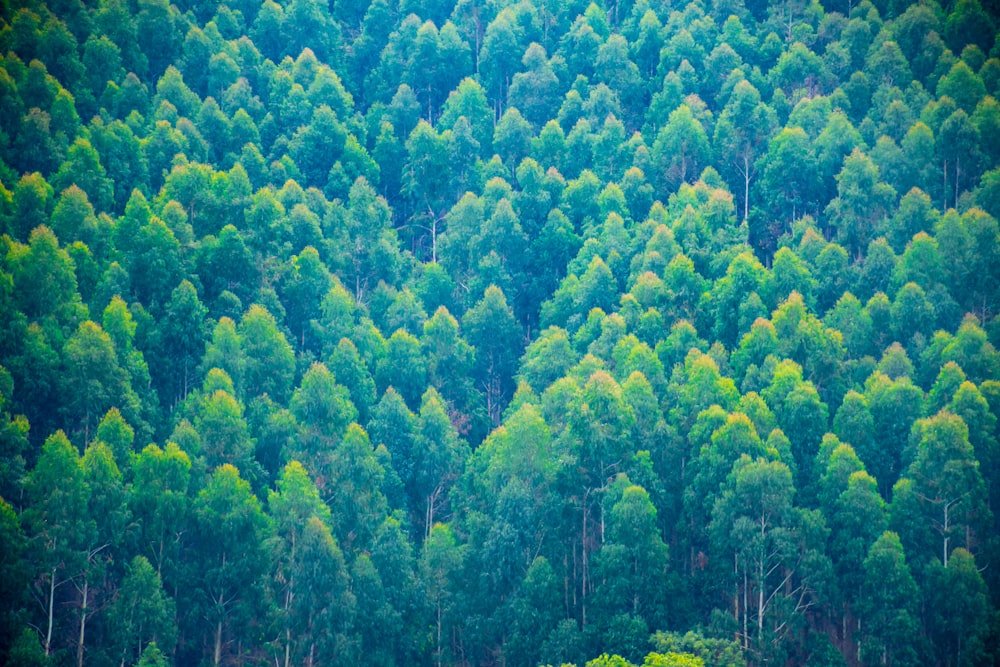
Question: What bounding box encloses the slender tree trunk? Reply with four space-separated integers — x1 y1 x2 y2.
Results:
743 569 749 650
599 499 605 545
214 620 223 666
46 567 57 656
78 576 88 667
581 497 588 627
857 617 862 663
955 156 961 210
743 155 751 221
431 215 438 264
436 598 443 667
943 159 949 211
564 551 570 615
733 551 739 624
284 538 295 667
943 500 950 567
157 536 164 577
758 562 765 645
473 28 481 75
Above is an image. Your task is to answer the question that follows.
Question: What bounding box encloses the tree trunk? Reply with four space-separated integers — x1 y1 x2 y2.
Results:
46 567 56 656
78 576 88 667
758 562 765 645
943 500 951 567
954 156 961 210
743 568 749 650
581 497 588 627
743 155 751 221
214 621 223 666
431 215 438 264
436 598 443 667
943 159 949 211
857 617 862 663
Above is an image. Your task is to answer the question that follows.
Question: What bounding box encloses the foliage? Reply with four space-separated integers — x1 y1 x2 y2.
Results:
1 0 999 665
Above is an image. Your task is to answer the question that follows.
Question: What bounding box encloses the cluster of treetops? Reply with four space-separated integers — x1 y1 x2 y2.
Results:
1 0 1000 665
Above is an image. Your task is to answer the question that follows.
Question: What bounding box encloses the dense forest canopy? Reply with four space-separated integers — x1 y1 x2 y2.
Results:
1 0 1000 665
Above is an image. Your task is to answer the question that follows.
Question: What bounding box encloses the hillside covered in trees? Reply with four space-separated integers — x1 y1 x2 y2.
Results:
2 0 1000 665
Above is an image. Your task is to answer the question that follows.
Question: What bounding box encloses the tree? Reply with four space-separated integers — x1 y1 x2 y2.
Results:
343 177 401 300
864 372 924 497
762 359 829 481
595 35 644 126
828 470 886 629
14 108 63 176
438 77 494 152
325 424 389 552
7 225 85 334
471 196 528 299
191 464 270 666
509 43 561 128
685 410 769 560
281 247 331 352
713 80 776 221
709 456 827 664
102 297 153 436
649 630 745 667
935 208 1000 321
328 337 377 422
154 280 208 407
506 555 562 666
239 305 295 403
594 484 671 631
420 523 466 667
129 442 191 588
938 61 986 113
376 329 427 409
412 388 468 536
943 0 995 55
493 107 534 173
463 286 522 425
282 0 343 66
50 138 114 214
288 515 356 664
0 498 28 658
937 109 981 211
479 10 524 109
109 556 177 666
856 532 919 667
268 461 353 667
137 641 169 667
201 317 245 394
403 121 451 230
421 306 479 431
826 150 897 260
565 369 637 625
905 411 991 566
62 320 140 443
288 105 349 188
928 548 992 667
651 105 710 194
23 431 92 657
73 441 128 667
706 251 769 350
195 386 258 478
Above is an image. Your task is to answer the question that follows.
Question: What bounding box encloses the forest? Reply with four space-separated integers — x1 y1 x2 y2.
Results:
1 0 1000 664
